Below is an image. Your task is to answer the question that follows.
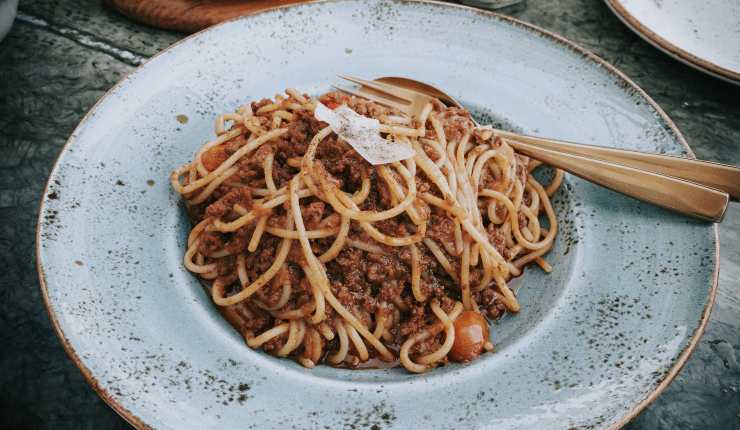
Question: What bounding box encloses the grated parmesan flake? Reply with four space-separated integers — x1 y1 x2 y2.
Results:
314 102 414 165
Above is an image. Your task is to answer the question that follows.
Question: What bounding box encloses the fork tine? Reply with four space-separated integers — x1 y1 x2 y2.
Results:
337 74 415 103
331 85 408 111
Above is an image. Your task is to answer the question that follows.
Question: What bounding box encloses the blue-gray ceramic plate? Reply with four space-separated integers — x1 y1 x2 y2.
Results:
36 1 718 429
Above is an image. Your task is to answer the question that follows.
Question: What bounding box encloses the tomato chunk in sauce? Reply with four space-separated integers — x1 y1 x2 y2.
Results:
201 146 229 171
449 311 490 362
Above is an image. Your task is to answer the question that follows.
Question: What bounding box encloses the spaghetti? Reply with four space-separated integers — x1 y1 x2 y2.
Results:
171 88 562 372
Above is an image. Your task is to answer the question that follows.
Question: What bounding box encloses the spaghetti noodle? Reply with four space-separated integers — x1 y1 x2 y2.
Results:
171 88 562 372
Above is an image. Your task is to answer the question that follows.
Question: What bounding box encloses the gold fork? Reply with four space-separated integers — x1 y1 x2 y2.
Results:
334 75 731 222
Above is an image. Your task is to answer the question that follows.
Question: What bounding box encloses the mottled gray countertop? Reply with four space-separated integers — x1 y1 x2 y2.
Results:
0 0 738 428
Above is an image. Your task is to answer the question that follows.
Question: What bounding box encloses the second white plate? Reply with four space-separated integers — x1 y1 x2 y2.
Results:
606 0 740 85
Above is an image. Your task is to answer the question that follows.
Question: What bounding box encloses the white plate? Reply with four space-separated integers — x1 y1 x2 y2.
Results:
606 0 740 85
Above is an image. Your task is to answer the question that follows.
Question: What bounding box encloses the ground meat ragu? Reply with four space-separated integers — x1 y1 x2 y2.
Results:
205 188 253 218
173 89 560 372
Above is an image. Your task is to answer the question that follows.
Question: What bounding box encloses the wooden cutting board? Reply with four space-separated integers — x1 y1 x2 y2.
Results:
104 0 310 33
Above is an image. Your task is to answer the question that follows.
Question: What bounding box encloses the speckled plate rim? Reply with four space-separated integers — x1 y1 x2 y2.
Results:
605 0 740 86
35 1 720 429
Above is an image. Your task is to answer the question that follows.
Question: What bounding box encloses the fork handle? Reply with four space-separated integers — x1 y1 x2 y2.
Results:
495 129 740 201
508 140 729 222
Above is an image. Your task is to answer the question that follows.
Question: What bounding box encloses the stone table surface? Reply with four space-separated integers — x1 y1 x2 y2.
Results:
1 0 738 429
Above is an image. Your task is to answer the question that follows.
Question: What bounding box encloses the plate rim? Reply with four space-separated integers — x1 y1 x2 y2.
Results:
605 0 740 85
35 1 720 429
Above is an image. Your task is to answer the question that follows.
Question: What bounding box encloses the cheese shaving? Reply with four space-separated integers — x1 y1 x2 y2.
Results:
314 102 414 165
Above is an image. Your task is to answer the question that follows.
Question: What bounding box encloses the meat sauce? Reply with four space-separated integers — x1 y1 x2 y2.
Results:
187 92 527 368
